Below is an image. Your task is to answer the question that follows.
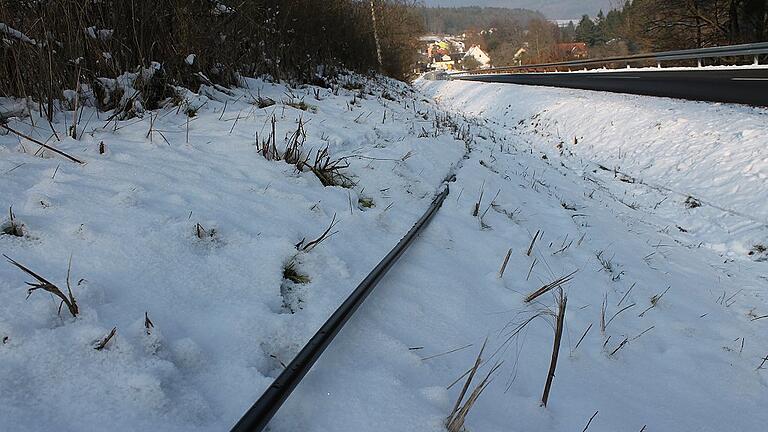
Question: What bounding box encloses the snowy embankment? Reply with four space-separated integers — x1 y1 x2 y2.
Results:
2 73 768 432
275 81 768 431
0 74 465 431
427 80 768 257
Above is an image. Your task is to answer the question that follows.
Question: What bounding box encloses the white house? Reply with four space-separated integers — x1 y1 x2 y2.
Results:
463 45 492 69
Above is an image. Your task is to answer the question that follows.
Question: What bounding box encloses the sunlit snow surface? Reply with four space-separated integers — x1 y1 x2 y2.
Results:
2 74 768 431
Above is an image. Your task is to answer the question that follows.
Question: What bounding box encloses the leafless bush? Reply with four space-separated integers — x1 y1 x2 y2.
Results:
0 0 423 116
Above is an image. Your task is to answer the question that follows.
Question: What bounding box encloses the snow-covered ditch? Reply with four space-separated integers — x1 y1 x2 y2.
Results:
2 72 768 432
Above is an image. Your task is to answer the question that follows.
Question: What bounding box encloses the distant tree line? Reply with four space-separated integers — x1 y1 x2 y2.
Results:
421 1 766 68
563 0 767 54
421 7 545 35
0 0 423 106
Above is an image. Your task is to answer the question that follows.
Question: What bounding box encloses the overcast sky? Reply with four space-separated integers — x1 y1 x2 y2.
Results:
423 0 618 19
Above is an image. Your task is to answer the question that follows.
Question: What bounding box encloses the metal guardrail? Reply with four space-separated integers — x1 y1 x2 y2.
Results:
231 182 452 432
458 42 768 76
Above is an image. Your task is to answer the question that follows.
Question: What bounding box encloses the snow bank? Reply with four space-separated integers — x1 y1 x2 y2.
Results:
421 79 768 257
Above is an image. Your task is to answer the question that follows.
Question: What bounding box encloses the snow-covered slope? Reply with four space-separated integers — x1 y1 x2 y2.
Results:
3 74 768 432
0 75 465 431
425 79 768 258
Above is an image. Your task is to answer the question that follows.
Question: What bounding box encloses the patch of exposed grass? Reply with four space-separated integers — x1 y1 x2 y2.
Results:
358 197 375 209
283 261 310 285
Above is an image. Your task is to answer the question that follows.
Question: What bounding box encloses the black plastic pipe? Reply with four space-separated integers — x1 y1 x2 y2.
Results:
231 184 451 432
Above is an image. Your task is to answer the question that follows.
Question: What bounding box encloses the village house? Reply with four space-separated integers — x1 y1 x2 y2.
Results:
462 45 492 69
556 42 589 60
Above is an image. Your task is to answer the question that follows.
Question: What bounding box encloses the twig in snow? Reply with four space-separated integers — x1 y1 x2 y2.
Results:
542 290 567 407
2 206 24 237
144 312 154 335
600 293 608 333
525 270 577 303
1 124 83 164
498 248 512 279
297 214 339 252
582 411 599 432
757 354 768 370
526 230 540 256
472 181 485 217
639 286 671 317
446 339 502 432
605 303 636 329
617 283 635 306
421 343 474 361
94 327 117 350
4 254 79 317
526 258 538 281
572 323 593 354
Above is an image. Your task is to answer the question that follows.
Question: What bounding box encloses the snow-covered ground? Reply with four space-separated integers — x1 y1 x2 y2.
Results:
2 74 768 432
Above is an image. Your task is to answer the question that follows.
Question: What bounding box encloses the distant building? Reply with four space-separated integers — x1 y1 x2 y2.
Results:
463 45 492 69
419 34 468 71
556 42 589 59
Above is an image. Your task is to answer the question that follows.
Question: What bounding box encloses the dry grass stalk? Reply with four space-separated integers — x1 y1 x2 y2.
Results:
421 343 474 362
600 293 607 333
526 230 541 256
526 258 538 281
446 339 502 432
498 248 512 279
297 214 339 252
639 286 671 317
283 117 307 166
5 254 79 317
2 206 24 237
542 290 567 407
757 354 768 371
94 327 116 350
144 312 154 335
605 303 636 329
525 270 577 303
617 283 635 307
195 223 216 239
1 124 83 164
582 411 599 432
572 322 593 354
309 146 352 187
609 337 629 356
283 260 311 284
472 181 485 217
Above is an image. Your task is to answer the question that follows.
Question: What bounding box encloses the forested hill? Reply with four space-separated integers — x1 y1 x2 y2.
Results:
421 7 545 34
422 1 614 19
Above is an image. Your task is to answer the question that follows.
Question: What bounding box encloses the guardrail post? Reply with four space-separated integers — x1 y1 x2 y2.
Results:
698 59 702 68
756 56 760 66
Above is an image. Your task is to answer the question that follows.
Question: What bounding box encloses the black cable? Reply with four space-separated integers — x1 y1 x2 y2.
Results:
231 184 451 432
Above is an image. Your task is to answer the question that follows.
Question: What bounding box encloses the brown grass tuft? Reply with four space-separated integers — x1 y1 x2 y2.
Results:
4 254 79 317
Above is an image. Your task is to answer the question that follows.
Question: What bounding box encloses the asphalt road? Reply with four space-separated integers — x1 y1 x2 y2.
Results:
456 68 768 106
